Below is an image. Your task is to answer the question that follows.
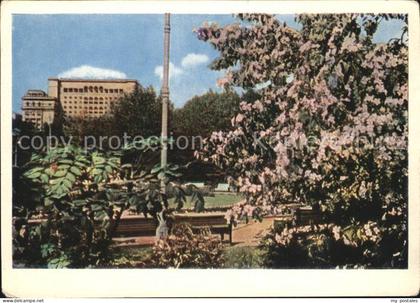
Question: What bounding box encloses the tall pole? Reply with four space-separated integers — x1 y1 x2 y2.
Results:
161 13 170 192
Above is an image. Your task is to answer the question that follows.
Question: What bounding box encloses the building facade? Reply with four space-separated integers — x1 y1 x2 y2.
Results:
22 78 138 127
21 90 57 128
48 78 138 119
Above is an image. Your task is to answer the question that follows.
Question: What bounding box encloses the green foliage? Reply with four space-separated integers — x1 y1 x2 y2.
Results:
108 246 153 268
191 189 205 212
13 145 124 267
223 246 263 268
259 221 406 268
13 137 210 267
173 89 240 138
170 90 241 180
62 115 114 147
120 139 207 213
259 227 334 269
112 85 163 138
148 223 225 268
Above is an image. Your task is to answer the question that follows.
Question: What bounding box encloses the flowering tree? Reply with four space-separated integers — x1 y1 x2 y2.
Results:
196 14 408 267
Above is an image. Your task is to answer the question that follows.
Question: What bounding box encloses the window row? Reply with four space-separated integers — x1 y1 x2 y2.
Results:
67 111 106 116
64 105 107 110
63 96 119 101
62 86 124 94
63 100 114 106
24 111 42 116
24 101 54 107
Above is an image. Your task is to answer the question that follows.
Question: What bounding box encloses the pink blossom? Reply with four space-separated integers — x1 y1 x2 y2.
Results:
235 113 245 123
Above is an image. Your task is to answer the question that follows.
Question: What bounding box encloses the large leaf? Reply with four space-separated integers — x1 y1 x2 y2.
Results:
53 169 67 178
40 173 49 183
70 166 82 176
25 171 42 179
62 179 73 190
66 172 76 183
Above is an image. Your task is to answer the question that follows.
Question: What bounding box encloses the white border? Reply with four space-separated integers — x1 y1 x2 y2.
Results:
2 0 420 297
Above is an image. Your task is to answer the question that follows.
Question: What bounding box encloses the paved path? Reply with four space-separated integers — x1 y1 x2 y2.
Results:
231 217 274 246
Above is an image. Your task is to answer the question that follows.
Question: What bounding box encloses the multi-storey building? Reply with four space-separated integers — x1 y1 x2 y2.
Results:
21 90 57 128
48 78 138 119
21 78 138 127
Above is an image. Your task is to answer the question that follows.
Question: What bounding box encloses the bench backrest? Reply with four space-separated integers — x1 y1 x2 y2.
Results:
115 213 229 236
173 214 228 227
115 216 157 236
295 208 321 225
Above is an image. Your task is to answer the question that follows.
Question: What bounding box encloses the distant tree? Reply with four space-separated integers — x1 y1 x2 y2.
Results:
173 90 241 139
111 85 162 138
169 90 241 181
62 115 114 148
13 117 38 191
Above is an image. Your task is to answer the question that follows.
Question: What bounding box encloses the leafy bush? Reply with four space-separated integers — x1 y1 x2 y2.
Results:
260 222 406 269
223 246 263 268
108 246 153 268
13 109 214 268
13 145 123 267
13 140 208 267
148 223 225 268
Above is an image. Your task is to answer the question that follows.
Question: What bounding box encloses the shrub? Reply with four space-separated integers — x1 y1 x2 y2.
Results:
148 223 225 268
13 146 123 267
259 222 404 269
13 136 209 267
12 143 188 267
108 247 153 268
223 246 263 268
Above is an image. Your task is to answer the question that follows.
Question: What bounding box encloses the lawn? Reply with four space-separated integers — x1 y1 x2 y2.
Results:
169 193 242 209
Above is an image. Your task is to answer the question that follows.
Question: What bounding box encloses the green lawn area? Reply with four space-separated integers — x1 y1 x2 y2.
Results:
169 193 242 209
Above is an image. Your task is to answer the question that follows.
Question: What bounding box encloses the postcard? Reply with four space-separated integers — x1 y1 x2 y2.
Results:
1 0 419 297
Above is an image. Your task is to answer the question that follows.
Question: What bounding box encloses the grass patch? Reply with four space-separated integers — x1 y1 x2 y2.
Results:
109 246 153 268
223 246 264 268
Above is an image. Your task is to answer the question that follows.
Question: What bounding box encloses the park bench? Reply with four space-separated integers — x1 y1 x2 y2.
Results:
115 212 232 244
24 215 158 237
172 212 232 244
114 215 158 237
272 206 322 230
294 206 322 226
272 214 294 230
23 212 232 244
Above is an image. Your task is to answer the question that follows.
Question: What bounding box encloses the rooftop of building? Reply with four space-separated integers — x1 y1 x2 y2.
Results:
22 89 56 100
48 77 138 83
25 89 47 96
